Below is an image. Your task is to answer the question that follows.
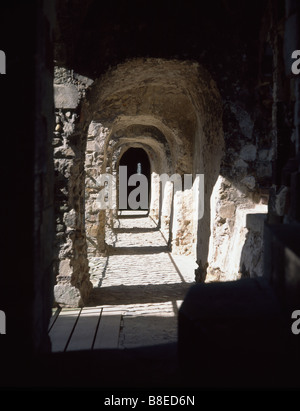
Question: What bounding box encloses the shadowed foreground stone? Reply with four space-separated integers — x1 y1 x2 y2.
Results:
4 343 181 389
178 277 298 388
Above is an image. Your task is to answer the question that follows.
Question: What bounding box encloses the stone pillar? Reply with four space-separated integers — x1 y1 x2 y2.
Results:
53 68 93 307
149 172 160 223
160 179 173 241
171 176 195 256
85 121 109 256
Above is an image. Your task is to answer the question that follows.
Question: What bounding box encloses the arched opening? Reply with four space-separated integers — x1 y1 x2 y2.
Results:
118 147 151 211
55 58 224 306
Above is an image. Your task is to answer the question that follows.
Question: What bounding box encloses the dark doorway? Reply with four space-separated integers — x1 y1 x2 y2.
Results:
119 148 151 210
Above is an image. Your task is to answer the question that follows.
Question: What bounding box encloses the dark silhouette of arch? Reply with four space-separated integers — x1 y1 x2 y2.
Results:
119 148 151 210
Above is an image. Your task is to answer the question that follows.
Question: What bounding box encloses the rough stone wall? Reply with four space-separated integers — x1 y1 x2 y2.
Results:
53 67 93 307
203 84 272 281
207 175 268 281
194 3 281 282
202 97 272 282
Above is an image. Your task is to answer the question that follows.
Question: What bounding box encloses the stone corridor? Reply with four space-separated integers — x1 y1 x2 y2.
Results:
89 211 196 348
50 211 196 350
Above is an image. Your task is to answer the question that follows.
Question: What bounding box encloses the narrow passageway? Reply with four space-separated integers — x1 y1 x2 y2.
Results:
88 210 196 348
49 211 196 352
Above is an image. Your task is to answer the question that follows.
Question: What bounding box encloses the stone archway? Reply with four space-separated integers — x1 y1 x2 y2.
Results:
81 58 224 257
54 58 224 306
118 147 151 211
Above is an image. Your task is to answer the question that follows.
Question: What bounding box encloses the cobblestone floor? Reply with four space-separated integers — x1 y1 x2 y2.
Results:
88 211 197 348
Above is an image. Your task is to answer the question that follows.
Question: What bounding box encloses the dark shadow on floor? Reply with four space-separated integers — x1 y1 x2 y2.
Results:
117 212 149 219
107 245 170 255
88 282 194 305
13 343 181 389
112 227 160 234
7 337 297 389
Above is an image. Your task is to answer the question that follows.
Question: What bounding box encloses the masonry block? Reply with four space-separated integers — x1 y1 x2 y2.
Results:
54 84 79 109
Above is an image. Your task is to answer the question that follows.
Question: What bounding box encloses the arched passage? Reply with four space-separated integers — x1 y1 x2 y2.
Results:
118 147 151 211
54 58 224 306
81 59 224 260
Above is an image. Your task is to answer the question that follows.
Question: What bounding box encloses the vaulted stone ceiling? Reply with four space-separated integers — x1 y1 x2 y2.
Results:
54 0 266 79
